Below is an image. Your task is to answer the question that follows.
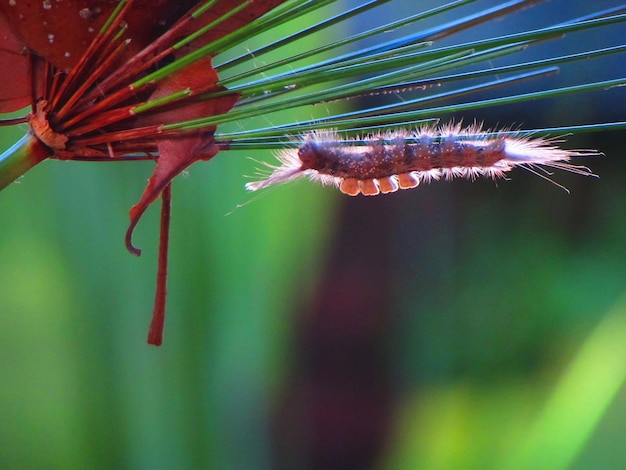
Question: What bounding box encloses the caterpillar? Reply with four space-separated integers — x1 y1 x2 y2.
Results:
245 123 597 195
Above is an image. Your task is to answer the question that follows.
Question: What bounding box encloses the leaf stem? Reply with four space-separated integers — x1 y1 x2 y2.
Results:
0 134 50 191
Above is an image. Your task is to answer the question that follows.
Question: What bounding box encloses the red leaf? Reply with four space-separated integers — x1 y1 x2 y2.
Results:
0 1 193 70
0 11 31 112
124 0 289 253
126 56 239 255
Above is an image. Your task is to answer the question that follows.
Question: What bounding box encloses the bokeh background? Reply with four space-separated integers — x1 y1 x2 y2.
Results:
1 1 625 469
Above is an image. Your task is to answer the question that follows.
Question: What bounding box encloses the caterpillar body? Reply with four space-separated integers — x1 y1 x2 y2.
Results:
245 123 597 195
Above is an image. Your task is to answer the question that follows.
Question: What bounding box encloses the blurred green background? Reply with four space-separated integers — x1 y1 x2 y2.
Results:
1 1 625 469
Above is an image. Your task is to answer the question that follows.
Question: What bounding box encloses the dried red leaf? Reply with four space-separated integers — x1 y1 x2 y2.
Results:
126 56 239 255
0 11 31 112
125 0 288 254
0 0 288 70
0 1 193 70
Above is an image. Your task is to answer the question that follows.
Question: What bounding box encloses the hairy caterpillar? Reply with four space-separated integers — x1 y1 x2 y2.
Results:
245 123 597 195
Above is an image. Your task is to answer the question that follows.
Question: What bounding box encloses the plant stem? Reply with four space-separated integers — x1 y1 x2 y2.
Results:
147 183 172 347
0 134 49 191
